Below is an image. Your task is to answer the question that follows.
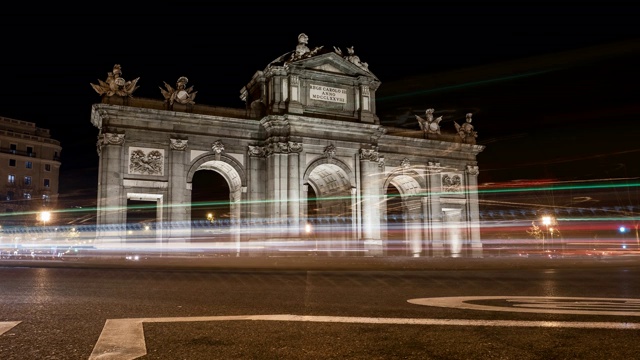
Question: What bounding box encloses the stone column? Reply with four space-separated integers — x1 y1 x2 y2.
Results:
96 132 125 244
425 161 444 257
359 147 383 255
266 142 288 240
407 198 423 257
288 142 302 238
248 145 267 240
350 186 358 249
465 165 483 257
168 138 189 243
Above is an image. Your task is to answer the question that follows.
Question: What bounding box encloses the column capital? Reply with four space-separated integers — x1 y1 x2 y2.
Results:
97 132 125 155
427 161 442 173
466 165 479 176
288 141 303 154
359 146 380 162
248 145 266 158
265 141 302 155
99 132 125 146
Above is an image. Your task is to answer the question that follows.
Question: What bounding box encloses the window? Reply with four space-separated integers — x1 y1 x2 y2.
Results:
24 176 31 186
10 144 16 154
6 191 14 200
25 161 32 169
9 159 16 167
7 174 15 185
45 164 51 171
44 179 50 188
27 146 33 156
23 192 31 199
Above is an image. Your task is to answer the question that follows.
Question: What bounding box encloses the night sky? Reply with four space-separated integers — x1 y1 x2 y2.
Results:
1 3 638 207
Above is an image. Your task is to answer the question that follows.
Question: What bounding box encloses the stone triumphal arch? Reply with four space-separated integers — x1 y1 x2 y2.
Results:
90 33 484 257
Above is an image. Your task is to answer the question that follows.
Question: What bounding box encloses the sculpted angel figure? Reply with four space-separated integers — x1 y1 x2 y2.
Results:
295 33 310 57
455 113 478 144
90 64 140 97
288 33 324 62
160 76 197 105
416 108 442 134
345 46 369 71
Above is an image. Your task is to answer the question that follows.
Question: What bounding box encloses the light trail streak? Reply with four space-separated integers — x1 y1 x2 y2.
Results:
376 70 555 102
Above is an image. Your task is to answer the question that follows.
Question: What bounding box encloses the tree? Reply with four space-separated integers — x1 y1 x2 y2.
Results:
526 221 543 249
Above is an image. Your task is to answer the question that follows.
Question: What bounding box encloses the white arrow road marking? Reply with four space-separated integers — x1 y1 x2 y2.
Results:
90 313 640 360
407 296 640 316
0 321 20 336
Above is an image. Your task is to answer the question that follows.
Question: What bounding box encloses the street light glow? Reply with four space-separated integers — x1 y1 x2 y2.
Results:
40 211 51 222
39 211 51 226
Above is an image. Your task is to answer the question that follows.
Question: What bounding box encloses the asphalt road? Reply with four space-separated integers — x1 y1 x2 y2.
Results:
1 256 639 359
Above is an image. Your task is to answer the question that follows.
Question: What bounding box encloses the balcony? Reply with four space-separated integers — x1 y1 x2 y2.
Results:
0 148 36 157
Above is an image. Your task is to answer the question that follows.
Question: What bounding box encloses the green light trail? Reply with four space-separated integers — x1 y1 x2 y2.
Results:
377 69 555 102
478 181 640 195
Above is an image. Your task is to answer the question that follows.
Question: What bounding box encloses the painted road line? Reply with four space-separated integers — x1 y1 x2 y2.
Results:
90 314 640 360
407 296 640 316
0 321 20 336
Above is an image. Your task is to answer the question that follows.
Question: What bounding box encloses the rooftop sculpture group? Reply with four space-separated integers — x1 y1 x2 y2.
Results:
89 34 478 145
416 109 479 144
415 108 442 135
160 76 197 106
333 45 370 72
455 113 478 144
90 64 140 97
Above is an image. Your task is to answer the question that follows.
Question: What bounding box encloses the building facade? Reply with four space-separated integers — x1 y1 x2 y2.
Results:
0 116 62 225
90 34 484 257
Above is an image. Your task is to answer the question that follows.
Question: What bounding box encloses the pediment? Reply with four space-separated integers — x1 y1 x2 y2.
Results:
292 52 379 80
312 63 343 74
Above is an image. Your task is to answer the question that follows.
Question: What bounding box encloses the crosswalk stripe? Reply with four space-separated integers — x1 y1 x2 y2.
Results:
89 314 640 360
0 321 20 336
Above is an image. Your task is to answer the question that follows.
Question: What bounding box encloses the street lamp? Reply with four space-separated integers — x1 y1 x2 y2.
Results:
39 211 51 227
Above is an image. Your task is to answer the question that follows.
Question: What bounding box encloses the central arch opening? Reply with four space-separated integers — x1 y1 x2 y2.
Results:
306 163 353 255
191 170 231 243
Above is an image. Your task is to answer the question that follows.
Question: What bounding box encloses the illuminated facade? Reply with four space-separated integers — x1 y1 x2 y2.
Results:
0 115 61 224
90 34 484 257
